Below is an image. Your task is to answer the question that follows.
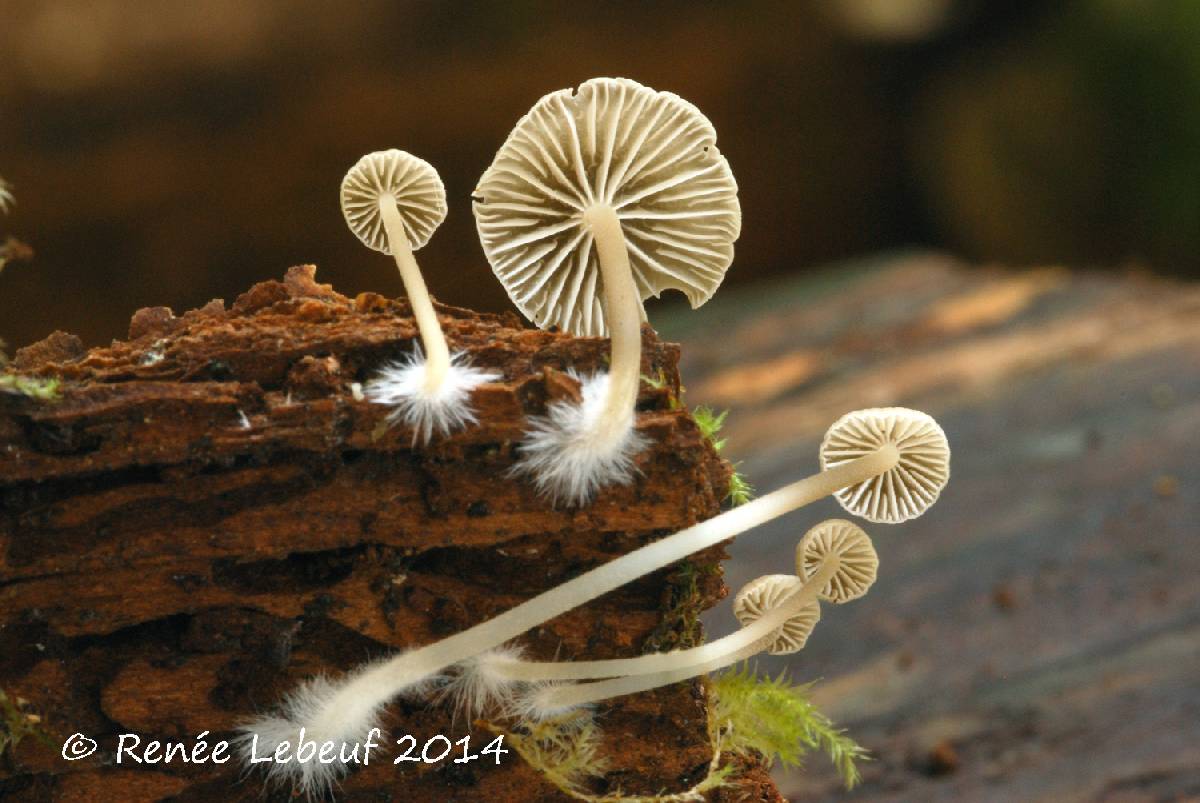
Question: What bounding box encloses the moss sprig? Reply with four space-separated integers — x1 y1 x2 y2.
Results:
0 374 61 401
484 713 609 798
710 664 868 788
0 690 53 761
691 404 755 506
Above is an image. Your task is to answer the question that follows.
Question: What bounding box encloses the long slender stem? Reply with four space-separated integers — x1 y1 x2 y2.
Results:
496 559 838 684
332 445 899 701
379 196 450 391
583 204 641 442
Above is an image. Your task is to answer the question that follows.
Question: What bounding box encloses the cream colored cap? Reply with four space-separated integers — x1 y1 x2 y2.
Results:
820 407 950 523
733 574 821 655
341 150 447 255
796 519 878 604
473 77 741 337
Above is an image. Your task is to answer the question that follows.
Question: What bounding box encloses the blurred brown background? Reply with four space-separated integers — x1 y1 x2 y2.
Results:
2 0 1198 350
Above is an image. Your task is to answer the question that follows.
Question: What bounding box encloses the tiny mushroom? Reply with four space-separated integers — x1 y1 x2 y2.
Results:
473 77 741 503
342 149 499 443
733 573 821 654
239 408 944 793
821 407 951 523
795 519 878 603
444 572 821 718
518 523 877 717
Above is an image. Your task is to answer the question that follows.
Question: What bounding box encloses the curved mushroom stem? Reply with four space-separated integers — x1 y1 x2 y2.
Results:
379 195 451 392
582 204 642 443
288 444 898 720
527 560 838 714
492 558 838 686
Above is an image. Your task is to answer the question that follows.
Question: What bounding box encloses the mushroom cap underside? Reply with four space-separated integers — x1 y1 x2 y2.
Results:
820 407 951 524
341 149 448 254
733 573 820 655
796 519 878 603
473 76 741 337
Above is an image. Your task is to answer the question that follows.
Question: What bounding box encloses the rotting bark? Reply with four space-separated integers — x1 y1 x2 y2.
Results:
0 266 780 801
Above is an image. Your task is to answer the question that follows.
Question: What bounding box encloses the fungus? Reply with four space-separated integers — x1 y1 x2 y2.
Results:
241 408 943 793
0 178 13 214
821 407 950 523
520 523 877 716
342 150 499 443
733 574 821 654
795 519 878 603
461 572 821 705
473 77 740 503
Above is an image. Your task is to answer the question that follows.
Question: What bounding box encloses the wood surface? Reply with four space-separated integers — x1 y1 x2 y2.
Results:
0 266 781 802
658 253 1200 803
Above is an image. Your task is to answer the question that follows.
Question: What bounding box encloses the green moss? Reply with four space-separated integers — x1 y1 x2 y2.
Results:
641 561 717 653
0 374 61 401
0 690 53 760
640 370 682 410
690 404 754 506
493 713 609 797
726 468 755 507
710 665 868 788
491 709 737 802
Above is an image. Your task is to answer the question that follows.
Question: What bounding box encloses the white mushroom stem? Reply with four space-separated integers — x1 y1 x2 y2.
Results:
582 204 642 442
274 443 899 730
378 194 451 391
490 559 837 685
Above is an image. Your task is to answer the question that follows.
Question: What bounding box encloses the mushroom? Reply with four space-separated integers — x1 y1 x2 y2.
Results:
519 524 877 717
733 574 821 654
795 519 878 603
342 150 499 443
473 77 740 503
239 408 942 792
821 407 950 523
443 574 820 718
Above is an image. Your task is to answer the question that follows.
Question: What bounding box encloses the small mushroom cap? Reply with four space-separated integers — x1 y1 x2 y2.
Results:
341 150 448 255
820 407 950 523
733 574 821 655
473 77 741 337
795 519 878 604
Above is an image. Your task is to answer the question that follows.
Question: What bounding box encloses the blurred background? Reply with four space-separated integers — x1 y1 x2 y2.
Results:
2 0 1199 349
2 2 1198 802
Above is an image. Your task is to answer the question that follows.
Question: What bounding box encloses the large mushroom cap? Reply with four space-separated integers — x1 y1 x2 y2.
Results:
341 150 448 255
473 77 741 337
733 574 821 655
820 407 951 523
795 519 878 604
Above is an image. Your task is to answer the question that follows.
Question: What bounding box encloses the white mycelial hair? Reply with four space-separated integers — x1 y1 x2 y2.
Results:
0 178 13 214
509 680 590 724
438 644 529 721
238 655 442 798
511 372 648 505
364 348 499 445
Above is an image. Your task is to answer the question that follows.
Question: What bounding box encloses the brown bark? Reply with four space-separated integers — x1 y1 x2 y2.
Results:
0 266 779 802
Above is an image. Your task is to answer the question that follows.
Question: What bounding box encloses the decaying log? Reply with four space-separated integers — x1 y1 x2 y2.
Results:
0 266 780 802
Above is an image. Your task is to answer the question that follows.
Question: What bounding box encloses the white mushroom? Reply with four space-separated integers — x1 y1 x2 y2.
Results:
473 77 740 503
796 519 879 603
521 526 875 716
342 150 499 443
733 574 821 654
447 572 823 719
239 408 941 792
820 407 951 523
